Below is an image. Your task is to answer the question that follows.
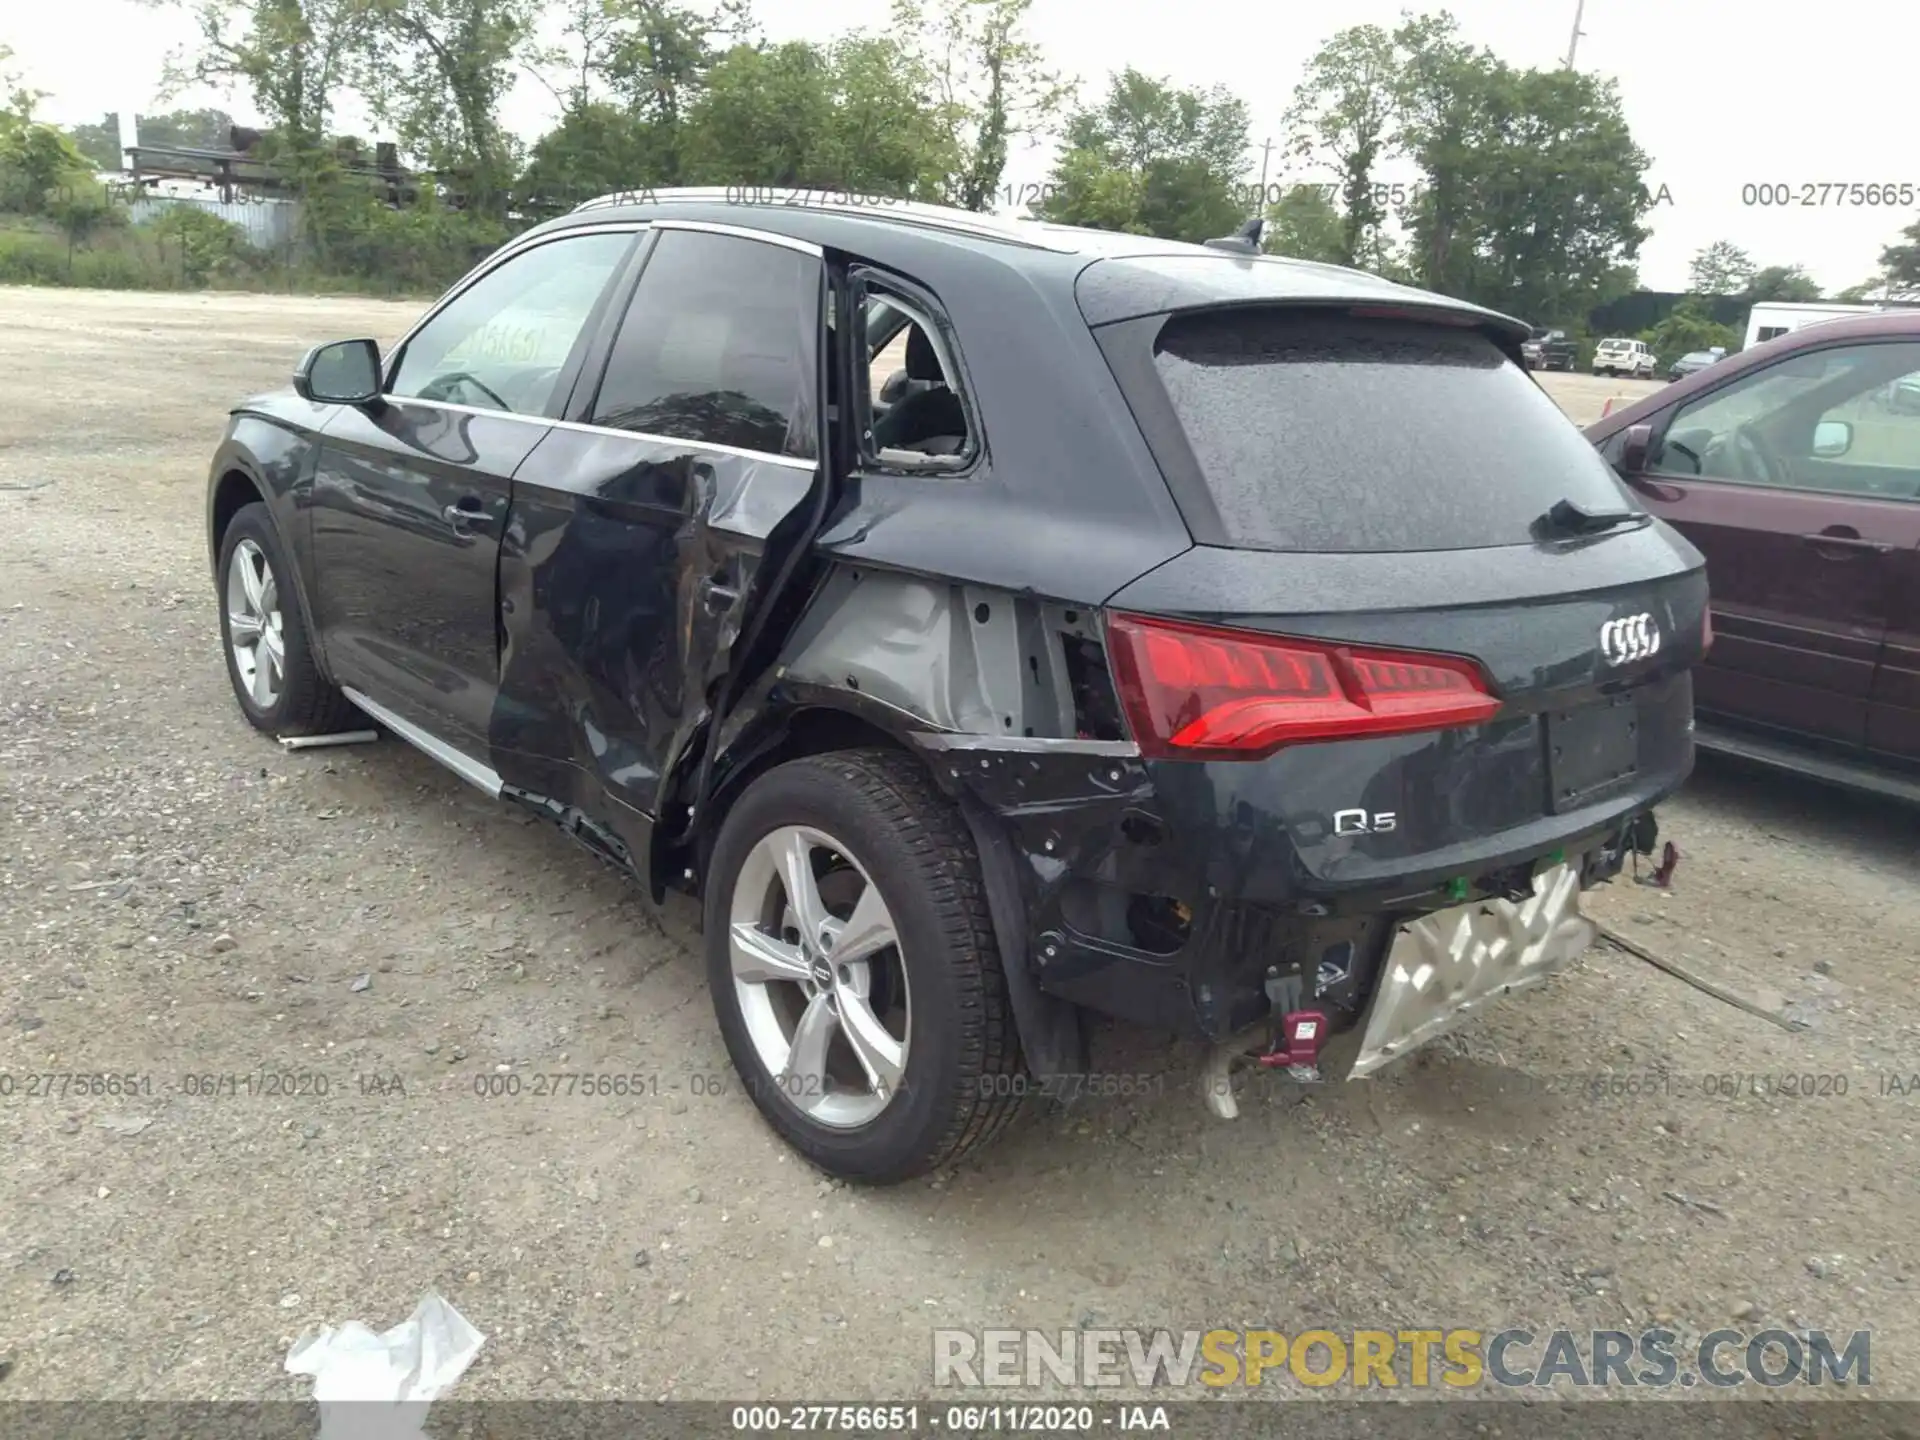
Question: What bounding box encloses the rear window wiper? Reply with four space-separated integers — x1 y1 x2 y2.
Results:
1537 497 1650 538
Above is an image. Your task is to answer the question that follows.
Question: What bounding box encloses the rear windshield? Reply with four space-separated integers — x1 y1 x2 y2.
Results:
1147 310 1636 553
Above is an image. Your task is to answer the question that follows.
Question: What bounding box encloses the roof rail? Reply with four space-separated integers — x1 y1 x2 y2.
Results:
568 185 1080 252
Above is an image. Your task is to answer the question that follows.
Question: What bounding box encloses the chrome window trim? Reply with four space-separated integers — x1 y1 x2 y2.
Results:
381 222 651 391
381 394 817 472
651 217 824 258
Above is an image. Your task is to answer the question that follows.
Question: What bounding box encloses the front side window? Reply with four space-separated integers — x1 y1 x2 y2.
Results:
589 228 821 459
388 231 634 416
1655 341 1920 496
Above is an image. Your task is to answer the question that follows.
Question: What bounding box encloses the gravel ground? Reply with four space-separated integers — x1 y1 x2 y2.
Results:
1 287 1916 1404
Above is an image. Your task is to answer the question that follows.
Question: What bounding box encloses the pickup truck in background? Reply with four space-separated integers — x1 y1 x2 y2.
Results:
1522 327 1578 371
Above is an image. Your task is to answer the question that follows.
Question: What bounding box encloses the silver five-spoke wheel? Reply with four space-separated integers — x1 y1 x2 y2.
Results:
729 825 911 1129
226 537 284 709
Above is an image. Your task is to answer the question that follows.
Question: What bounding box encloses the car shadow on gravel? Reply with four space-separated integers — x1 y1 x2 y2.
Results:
1683 752 1917 860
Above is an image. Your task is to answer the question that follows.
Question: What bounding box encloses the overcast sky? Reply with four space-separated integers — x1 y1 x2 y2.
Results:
7 0 1916 292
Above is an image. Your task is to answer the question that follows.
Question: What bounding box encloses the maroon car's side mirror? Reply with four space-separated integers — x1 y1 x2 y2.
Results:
1620 423 1653 474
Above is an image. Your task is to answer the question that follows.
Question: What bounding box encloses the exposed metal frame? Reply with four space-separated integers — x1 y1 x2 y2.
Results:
913 734 1142 758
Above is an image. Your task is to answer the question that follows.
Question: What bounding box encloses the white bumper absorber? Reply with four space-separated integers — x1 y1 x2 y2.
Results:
1346 862 1597 1079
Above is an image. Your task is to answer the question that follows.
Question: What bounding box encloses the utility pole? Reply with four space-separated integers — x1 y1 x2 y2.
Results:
1564 0 1587 67
1257 136 1275 200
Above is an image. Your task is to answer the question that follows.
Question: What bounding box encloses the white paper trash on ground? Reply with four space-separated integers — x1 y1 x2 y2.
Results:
285 1291 485 1440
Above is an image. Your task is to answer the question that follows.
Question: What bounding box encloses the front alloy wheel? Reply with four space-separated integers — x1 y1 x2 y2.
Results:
226 537 285 709
215 500 357 736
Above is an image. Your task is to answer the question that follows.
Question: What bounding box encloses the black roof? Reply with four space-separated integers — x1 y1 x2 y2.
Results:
526 187 1530 341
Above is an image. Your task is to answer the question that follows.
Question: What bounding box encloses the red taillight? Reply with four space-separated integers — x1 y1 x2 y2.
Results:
1105 613 1500 760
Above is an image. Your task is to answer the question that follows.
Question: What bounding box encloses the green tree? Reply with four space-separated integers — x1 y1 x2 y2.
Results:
1687 240 1755 296
1036 68 1249 242
141 108 239 149
0 111 101 215
585 0 753 182
1743 264 1822 303
67 109 240 170
1644 298 1738 368
1285 20 1420 268
0 44 45 119
1395 42 1650 321
817 33 960 196
149 0 373 153
891 0 1072 211
514 101 658 211
1390 13 1497 286
50 186 128 273
1879 214 1920 298
145 204 247 284
1263 184 1347 264
66 115 125 171
535 0 625 111
681 34 955 196
355 0 538 216
682 42 830 187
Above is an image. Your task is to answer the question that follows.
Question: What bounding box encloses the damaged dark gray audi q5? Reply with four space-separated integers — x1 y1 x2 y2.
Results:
203 189 1707 1183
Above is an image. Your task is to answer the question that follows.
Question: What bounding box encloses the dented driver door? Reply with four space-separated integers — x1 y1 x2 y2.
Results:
489 223 827 862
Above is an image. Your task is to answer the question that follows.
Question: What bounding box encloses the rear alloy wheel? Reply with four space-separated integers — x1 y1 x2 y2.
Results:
217 501 357 736
705 749 1025 1183
729 824 912 1130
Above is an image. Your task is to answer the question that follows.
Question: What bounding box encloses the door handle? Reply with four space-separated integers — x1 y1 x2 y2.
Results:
443 499 493 528
1799 531 1891 556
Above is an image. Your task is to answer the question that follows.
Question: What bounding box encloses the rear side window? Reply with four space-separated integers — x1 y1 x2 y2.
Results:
1148 310 1634 552
590 228 822 459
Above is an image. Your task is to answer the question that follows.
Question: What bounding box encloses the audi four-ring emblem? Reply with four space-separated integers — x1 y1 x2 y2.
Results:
1599 613 1661 666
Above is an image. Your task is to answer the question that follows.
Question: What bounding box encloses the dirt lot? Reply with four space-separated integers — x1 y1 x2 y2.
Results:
1 288 1916 1404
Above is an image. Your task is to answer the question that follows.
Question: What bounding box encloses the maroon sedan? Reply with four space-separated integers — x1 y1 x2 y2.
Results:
1586 311 1920 802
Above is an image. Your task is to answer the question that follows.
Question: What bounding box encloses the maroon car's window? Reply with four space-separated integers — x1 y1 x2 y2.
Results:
1149 310 1635 552
1656 340 1920 499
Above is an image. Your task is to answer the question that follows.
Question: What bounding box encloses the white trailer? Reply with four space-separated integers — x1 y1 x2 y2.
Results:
1744 301 1888 351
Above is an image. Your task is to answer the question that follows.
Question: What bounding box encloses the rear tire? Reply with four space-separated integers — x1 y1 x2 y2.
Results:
217 502 357 737
705 748 1026 1184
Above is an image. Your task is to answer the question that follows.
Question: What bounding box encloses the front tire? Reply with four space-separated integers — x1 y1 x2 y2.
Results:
217 502 356 736
705 748 1025 1183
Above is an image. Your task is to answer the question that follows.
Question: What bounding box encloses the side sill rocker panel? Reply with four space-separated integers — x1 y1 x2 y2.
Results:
343 687 503 799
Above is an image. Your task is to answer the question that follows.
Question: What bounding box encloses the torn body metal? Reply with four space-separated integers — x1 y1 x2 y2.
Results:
751 564 1666 1091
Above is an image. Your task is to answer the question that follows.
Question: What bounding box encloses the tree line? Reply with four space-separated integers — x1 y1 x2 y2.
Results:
3 8 1918 311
